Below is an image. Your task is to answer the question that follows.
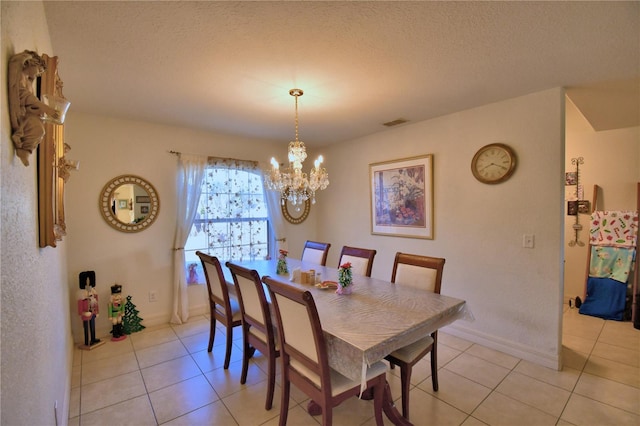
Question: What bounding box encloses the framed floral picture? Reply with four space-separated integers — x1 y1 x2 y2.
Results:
370 154 433 239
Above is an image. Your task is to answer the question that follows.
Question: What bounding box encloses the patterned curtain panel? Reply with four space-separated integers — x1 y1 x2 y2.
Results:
184 157 270 281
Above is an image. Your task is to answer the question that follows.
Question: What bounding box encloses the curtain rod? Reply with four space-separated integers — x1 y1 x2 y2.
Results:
168 150 259 165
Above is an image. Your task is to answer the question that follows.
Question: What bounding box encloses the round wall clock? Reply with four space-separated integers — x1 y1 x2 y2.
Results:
281 199 310 224
471 143 517 184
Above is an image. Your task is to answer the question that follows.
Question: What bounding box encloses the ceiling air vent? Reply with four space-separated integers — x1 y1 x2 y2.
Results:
383 118 408 127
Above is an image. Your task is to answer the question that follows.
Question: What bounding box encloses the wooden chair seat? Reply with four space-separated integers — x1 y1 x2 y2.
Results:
387 335 434 362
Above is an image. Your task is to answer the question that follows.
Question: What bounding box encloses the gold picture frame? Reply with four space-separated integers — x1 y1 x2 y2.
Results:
369 154 434 239
38 54 71 248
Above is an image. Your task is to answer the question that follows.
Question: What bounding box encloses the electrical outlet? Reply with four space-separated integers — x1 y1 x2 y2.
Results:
149 291 157 302
523 234 535 248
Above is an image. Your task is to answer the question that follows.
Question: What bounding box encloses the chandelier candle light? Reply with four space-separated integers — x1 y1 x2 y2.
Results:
265 89 329 207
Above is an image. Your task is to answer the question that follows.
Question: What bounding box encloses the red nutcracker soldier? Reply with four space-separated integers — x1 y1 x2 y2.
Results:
109 284 126 341
77 271 102 349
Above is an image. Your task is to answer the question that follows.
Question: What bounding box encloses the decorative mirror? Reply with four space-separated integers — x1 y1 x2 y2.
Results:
99 175 159 232
281 198 310 224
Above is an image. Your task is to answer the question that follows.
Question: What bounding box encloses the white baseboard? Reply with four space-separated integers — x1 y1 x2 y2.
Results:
442 323 562 371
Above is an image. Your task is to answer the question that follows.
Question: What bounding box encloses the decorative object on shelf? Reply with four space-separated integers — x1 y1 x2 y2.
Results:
471 143 517 184
568 157 586 247
108 284 126 341
8 50 69 167
77 271 105 350
265 88 329 208
123 295 146 335
276 249 289 275
99 174 160 233
370 154 434 239
336 262 353 295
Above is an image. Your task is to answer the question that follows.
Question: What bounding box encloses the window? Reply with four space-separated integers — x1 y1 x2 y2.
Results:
184 159 269 284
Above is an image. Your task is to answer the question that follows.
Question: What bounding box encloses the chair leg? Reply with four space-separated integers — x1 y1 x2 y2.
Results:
208 314 216 352
373 378 385 426
322 406 332 426
279 374 290 426
223 324 233 369
240 334 250 384
400 364 412 420
265 351 276 410
431 348 438 392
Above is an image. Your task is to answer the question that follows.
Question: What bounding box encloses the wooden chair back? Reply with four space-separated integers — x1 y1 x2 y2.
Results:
391 252 445 293
226 261 280 410
339 246 377 277
196 251 242 363
263 275 386 425
301 240 332 266
226 262 275 348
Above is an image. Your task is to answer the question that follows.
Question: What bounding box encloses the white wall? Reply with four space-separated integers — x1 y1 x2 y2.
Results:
1 2 73 425
563 98 640 301
318 88 566 368
64 113 287 339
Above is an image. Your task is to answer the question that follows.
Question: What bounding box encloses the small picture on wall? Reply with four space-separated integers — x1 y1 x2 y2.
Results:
578 200 591 214
567 200 578 216
118 199 128 209
136 195 151 203
140 205 149 214
565 172 577 185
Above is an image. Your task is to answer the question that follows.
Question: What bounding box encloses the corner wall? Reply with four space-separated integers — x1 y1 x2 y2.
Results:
63 112 288 340
318 88 566 369
1 2 73 425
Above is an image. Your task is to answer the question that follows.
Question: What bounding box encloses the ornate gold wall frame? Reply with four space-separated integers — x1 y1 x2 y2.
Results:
281 198 310 224
38 54 73 248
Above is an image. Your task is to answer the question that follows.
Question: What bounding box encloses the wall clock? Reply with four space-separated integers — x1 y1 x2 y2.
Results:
471 143 517 184
281 199 310 224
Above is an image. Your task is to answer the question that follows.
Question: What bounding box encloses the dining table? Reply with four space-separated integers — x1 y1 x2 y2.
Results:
224 257 470 426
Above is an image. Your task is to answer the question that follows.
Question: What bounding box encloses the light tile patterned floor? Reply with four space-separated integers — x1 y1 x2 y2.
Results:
69 306 640 425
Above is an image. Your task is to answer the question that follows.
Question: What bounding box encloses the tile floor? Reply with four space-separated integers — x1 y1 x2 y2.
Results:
69 305 639 425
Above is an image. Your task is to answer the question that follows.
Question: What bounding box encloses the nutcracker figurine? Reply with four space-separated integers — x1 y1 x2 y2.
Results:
108 284 126 341
77 271 102 349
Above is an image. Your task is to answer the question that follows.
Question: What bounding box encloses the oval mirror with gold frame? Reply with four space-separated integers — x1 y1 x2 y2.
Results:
99 175 160 233
281 199 310 224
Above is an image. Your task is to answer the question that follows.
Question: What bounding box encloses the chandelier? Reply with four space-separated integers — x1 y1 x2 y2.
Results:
265 88 329 207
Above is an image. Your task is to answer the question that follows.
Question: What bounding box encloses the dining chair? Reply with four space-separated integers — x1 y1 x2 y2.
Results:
225 262 280 410
385 252 445 420
338 246 377 277
262 276 386 426
195 251 242 369
301 240 332 266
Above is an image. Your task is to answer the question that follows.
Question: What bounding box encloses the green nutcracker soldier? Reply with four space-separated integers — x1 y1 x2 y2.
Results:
108 284 126 341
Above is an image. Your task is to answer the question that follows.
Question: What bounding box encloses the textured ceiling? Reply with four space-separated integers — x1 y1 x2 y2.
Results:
42 1 639 147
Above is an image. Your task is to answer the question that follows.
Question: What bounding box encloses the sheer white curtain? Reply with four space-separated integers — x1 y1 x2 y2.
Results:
171 153 207 324
260 162 287 259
